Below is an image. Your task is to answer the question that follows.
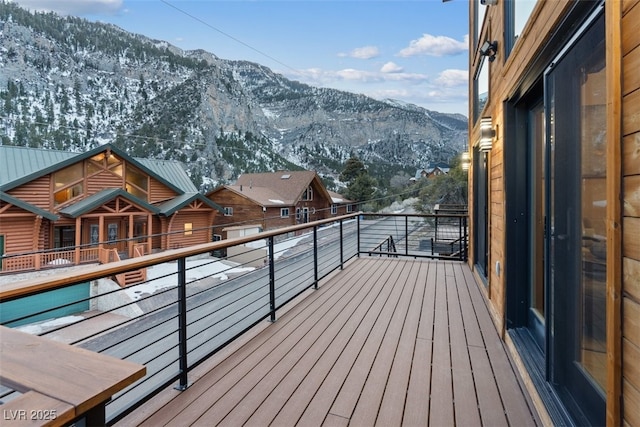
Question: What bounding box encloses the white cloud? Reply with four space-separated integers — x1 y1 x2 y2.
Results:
290 67 428 86
339 45 380 60
434 69 468 88
380 62 404 74
12 0 124 16
398 33 468 57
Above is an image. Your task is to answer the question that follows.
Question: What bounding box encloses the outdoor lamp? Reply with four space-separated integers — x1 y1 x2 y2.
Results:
479 117 495 152
461 151 471 171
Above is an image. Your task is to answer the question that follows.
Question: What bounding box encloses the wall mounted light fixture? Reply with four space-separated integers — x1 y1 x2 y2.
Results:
479 40 498 62
461 151 471 172
479 117 495 152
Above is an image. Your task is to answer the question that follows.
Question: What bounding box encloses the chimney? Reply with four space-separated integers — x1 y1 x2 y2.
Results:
240 185 243 191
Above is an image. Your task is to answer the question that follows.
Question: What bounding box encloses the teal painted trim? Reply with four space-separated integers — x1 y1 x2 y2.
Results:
0 283 90 327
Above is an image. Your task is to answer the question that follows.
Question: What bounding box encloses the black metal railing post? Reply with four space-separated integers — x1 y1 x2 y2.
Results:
175 256 189 391
464 215 468 261
357 215 361 257
268 236 276 322
313 226 318 289
339 219 344 270
405 215 409 256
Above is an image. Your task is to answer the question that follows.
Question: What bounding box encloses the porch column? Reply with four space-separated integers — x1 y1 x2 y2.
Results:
147 214 153 255
99 215 104 262
74 217 81 265
128 214 134 258
33 215 42 270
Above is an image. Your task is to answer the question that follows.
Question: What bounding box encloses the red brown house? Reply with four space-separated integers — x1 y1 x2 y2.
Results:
207 171 353 239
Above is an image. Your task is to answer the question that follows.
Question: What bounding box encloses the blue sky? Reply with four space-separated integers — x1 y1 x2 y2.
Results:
12 0 470 115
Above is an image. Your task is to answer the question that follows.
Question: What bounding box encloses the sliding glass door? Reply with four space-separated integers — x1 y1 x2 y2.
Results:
545 11 606 425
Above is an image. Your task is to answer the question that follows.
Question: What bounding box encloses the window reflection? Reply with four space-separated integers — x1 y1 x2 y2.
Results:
580 56 607 391
475 57 489 121
514 0 537 46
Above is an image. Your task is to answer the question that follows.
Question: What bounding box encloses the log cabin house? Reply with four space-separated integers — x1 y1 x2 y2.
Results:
0 144 222 272
467 0 639 425
207 171 354 240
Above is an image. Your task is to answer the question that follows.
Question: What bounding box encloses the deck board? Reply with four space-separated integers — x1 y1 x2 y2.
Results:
122 258 539 427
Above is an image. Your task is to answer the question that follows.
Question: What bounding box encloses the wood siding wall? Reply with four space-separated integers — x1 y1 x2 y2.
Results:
148 177 179 203
86 170 123 196
6 176 52 210
166 211 212 249
622 0 640 425
208 188 266 238
0 214 38 254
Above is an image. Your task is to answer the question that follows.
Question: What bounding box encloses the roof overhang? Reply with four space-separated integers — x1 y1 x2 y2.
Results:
157 193 224 216
0 191 59 221
59 188 160 218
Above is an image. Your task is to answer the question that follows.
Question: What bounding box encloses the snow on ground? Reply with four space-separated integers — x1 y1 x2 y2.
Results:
125 257 255 301
124 237 309 300
17 315 84 335
9 234 318 335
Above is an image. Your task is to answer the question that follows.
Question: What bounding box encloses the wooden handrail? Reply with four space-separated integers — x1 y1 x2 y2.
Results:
0 213 360 302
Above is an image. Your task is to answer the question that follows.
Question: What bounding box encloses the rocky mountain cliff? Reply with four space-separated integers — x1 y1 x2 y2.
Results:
0 2 468 192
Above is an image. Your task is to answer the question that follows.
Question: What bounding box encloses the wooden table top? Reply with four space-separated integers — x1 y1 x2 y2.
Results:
0 326 146 420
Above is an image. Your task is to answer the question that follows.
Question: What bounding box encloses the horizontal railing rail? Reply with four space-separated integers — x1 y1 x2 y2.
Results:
357 212 468 261
0 211 466 425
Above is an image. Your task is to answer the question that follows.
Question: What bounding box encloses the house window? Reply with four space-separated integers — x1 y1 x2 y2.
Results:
184 223 192 236
224 207 233 216
505 0 537 56
302 186 313 201
475 0 487 47
107 223 118 242
53 163 84 205
296 208 301 220
474 57 489 122
281 208 289 218
331 204 337 215
90 224 99 245
347 204 353 213
125 165 148 201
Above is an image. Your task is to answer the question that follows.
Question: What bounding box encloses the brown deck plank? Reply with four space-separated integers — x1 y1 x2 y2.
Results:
125 258 538 427
256 258 402 426
461 265 537 427
292 259 411 426
228 257 401 426
402 260 436 426
448 262 482 427
141 258 380 426
178 258 385 427
374 261 429 426
429 261 455 426
327 260 413 420
349 261 422 425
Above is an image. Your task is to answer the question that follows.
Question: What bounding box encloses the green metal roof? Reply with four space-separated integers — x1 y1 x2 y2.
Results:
0 146 77 187
0 191 59 221
135 158 198 193
156 193 224 216
0 144 197 194
58 188 160 218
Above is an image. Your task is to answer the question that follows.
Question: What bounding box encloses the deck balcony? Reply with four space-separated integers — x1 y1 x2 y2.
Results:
0 213 539 426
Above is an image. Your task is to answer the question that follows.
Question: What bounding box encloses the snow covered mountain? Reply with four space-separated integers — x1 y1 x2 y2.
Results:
0 2 468 192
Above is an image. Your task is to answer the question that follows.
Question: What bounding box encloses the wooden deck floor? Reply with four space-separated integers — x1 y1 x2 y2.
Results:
119 257 539 427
